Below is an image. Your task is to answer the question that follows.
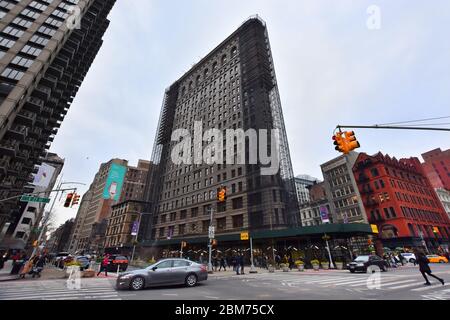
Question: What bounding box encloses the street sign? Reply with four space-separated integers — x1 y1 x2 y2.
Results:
240 232 249 240
208 226 215 239
20 195 50 203
371 224 379 234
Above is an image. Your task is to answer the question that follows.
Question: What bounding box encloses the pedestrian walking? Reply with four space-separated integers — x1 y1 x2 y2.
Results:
415 249 445 286
97 254 110 277
234 254 240 275
219 257 226 271
239 253 245 275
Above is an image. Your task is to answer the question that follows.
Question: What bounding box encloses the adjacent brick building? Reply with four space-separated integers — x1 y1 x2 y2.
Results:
421 148 450 190
353 152 450 251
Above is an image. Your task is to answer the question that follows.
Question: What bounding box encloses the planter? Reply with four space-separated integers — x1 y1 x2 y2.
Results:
268 266 275 273
82 270 95 278
312 264 320 271
282 267 289 272
297 264 305 272
321 263 330 270
335 262 344 270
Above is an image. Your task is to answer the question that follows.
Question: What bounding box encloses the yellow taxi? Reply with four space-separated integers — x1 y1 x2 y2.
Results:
426 254 449 263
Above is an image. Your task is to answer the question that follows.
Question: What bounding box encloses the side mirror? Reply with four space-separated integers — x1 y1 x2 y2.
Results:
152 266 157 271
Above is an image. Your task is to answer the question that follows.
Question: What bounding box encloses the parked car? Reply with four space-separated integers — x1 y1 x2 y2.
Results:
107 255 129 272
348 255 388 273
75 256 91 271
400 253 416 263
426 255 449 263
116 258 208 291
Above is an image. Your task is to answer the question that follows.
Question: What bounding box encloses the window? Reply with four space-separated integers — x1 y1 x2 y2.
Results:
30 34 49 46
1 67 24 80
2 26 24 38
216 217 226 231
173 260 190 267
232 197 243 209
155 260 172 269
11 55 34 68
179 224 185 235
370 168 379 177
12 17 33 28
20 44 42 56
232 215 243 228
0 36 15 48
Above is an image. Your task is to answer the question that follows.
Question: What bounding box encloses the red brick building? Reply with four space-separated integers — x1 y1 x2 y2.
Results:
353 152 450 252
421 148 450 190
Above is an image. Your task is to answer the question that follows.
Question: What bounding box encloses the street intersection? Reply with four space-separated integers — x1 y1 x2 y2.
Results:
0 264 449 300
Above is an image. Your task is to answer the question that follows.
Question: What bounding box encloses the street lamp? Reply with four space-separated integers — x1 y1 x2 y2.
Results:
130 212 151 263
207 206 214 273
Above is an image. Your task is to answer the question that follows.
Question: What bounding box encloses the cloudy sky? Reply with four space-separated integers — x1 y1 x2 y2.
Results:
48 0 450 227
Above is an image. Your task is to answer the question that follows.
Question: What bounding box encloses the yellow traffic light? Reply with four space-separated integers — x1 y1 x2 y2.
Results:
344 131 360 153
64 193 74 208
333 131 360 154
333 132 346 153
217 187 226 202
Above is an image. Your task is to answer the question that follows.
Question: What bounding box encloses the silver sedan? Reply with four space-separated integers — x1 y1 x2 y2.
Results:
116 258 208 290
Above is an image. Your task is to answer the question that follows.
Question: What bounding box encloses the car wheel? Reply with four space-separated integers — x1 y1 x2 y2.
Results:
185 274 198 287
409 259 415 264
350 270 355 273
439 260 445 263
130 276 145 291
381 265 387 272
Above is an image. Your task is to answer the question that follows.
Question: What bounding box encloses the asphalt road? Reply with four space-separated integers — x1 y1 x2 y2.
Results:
1 264 449 300
115 264 450 300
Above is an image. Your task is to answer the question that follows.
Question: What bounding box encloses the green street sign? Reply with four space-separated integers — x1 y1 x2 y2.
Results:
20 195 50 203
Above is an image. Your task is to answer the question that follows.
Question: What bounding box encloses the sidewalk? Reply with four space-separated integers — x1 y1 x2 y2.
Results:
0 260 66 282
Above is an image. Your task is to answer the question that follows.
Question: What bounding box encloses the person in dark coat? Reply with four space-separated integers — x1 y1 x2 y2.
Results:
239 254 245 275
219 257 226 271
415 250 445 286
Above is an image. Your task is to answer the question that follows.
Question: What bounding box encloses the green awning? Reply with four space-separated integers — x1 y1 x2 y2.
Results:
141 223 374 247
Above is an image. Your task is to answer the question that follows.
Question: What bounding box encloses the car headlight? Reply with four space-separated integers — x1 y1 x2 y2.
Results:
357 263 364 267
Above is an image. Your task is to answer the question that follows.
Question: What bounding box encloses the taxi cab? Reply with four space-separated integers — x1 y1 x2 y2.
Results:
426 255 449 263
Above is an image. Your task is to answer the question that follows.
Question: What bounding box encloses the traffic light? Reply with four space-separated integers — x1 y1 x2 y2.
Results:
333 131 360 154
211 239 217 246
217 187 226 202
71 193 80 207
344 131 360 153
332 132 346 153
64 192 74 208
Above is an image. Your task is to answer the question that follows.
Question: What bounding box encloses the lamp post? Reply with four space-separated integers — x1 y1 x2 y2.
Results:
130 212 150 263
323 234 335 269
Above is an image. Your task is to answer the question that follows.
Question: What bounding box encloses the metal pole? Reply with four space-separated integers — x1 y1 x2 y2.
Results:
325 237 335 269
130 212 144 263
250 237 257 273
208 207 213 273
337 124 450 132
29 178 64 259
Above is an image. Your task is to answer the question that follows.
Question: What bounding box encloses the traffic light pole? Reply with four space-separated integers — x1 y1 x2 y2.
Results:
208 206 214 273
336 125 450 132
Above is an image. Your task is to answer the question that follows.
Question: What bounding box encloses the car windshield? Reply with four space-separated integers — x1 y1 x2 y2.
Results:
354 256 369 262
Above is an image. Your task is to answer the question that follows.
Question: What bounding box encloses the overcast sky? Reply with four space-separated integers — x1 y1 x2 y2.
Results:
48 0 450 227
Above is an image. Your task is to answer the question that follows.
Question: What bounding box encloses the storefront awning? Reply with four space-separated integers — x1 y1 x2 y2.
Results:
141 223 374 247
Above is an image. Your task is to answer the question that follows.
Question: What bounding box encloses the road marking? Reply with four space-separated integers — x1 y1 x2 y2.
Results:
412 283 450 292
162 293 179 296
205 296 219 299
387 282 424 290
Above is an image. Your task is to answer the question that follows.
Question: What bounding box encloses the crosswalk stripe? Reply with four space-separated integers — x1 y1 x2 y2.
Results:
411 283 450 292
386 282 425 290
